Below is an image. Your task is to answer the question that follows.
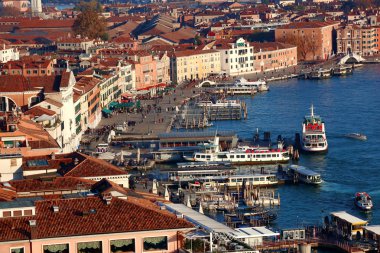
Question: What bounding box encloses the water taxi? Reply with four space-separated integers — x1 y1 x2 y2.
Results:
355 192 373 211
184 136 289 165
345 133 367 141
288 165 322 185
301 105 328 153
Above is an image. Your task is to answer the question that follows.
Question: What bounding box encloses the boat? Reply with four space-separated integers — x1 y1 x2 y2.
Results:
300 105 328 153
355 192 373 211
184 136 289 165
288 165 322 185
333 65 353 76
234 77 269 91
202 174 279 188
309 68 332 79
345 133 367 141
197 100 241 108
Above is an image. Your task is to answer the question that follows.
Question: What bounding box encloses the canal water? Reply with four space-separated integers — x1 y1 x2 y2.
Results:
200 64 380 229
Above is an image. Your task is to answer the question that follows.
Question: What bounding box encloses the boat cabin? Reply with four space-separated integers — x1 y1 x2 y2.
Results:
330 211 368 240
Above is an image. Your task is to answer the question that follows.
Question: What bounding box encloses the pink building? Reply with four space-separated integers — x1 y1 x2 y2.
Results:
0 195 194 253
126 51 158 92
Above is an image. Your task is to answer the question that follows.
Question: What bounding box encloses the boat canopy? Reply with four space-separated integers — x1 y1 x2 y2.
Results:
289 165 320 176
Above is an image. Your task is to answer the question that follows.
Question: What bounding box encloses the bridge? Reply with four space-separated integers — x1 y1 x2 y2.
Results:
339 53 366 65
196 80 217 88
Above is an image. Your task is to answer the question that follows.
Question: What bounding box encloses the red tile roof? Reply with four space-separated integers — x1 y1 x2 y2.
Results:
0 196 193 241
24 106 56 117
0 75 68 93
8 177 95 193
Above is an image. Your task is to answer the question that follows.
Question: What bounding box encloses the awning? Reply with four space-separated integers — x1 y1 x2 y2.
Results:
35 114 55 122
109 101 119 109
102 108 112 114
121 92 135 98
137 83 168 91
115 102 134 108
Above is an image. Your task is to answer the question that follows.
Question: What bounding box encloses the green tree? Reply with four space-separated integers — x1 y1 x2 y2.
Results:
73 1 108 40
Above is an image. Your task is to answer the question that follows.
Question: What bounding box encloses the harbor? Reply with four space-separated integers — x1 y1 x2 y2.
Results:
82 62 380 253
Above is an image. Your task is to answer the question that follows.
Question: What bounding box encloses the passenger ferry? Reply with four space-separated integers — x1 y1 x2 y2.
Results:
301 105 328 153
288 165 322 185
197 100 241 108
184 137 289 165
234 77 269 92
202 174 278 188
165 164 236 183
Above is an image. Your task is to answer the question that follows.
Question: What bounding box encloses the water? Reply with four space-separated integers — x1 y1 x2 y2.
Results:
192 65 380 229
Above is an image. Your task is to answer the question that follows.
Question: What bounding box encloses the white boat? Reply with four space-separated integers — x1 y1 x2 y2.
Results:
355 192 373 211
234 77 269 91
333 65 353 76
184 136 289 165
202 174 278 188
301 105 328 153
197 100 241 108
345 133 367 141
309 68 332 79
288 165 322 185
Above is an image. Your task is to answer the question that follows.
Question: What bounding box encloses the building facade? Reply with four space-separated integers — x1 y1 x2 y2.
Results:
336 25 379 56
0 45 19 63
170 49 221 84
275 21 339 61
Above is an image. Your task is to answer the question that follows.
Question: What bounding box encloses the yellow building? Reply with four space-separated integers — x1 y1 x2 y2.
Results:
170 50 221 84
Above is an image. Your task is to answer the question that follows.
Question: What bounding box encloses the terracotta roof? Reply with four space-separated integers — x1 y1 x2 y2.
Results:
19 19 75 29
8 177 95 193
0 75 68 93
251 42 296 52
0 196 193 242
91 178 129 196
0 185 17 201
24 106 56 117
42 98 63 108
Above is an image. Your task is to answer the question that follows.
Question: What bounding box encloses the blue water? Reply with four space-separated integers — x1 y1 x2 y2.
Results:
202 65 380 229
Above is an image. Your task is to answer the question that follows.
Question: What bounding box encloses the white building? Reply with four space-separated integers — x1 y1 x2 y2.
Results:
0 45 19 63
0 154 23 182
216 38 256 76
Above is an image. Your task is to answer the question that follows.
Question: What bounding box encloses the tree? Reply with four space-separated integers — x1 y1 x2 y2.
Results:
73 1 108 40
278 33 314 61
0 6 21 17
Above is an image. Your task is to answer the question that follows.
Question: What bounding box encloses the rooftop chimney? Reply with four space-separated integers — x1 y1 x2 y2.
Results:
50 152 55 160
52 206 59 213
29 220 37 226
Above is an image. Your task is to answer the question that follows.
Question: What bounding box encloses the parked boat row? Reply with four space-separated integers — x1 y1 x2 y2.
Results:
305 65 353 79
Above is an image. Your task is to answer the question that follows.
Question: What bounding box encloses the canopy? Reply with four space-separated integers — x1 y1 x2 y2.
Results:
35 114 54 122
115 102 134 108
102 108 112 114
109 101 119 109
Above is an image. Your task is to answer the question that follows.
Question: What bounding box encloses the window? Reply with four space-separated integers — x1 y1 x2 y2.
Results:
143 236 167 251
77 241 102 253
43 244 69 253
13 210 22 217
11 158 17 166
11 248 24 253
24 209 33 216
110 239 135 253
3 211 11 217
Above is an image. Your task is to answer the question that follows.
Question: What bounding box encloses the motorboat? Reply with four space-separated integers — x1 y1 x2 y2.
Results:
345 133 367 141
355 192 373 211
288 165 322 185
234 77 269 92
300 105 328 153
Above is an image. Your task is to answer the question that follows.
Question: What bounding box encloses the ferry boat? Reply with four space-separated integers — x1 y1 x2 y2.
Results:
202 174 278 188
234 77 269 92
184 136 289 165
309 68 332 79
288 165 322 185
333 65 353 76
165 162 236 183
345 133 367 141
197 100 241 108
301 105 328 153
355 192 373 211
